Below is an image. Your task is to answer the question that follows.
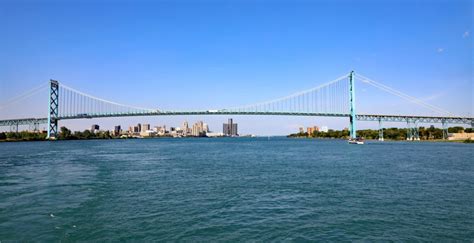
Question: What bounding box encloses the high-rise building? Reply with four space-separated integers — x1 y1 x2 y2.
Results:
91 124 99 133
320 126 329 133
156 125 167 135
182 121 189 136
137 123 142 132
192 121 205 136
114 125 121 136
142 124 150 131
307 126 320 135
223 119 238 136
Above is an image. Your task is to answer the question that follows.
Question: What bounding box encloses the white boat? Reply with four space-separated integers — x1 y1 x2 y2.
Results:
348 138 365 145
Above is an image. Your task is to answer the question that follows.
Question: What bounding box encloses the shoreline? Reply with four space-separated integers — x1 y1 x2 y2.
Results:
287 136 472 143
2 136 472 143
0 135 259 143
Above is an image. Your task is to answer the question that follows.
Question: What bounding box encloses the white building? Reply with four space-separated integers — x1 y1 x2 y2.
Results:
206 132 224 137
320 126 329 133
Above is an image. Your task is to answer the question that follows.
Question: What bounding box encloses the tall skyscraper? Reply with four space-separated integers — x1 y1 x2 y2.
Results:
114 125 121 136
223 119 238 136
192 121 205 136
182 121 189 136
142 124 150 131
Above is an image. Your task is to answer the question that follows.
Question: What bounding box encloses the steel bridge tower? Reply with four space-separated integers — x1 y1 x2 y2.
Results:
47 79 59 139
349 71 357 139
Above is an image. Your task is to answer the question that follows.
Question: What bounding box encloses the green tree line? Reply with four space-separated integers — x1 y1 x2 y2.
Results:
0 131 47 141
0 126 114 141
288 126 473 140
57 127 113 140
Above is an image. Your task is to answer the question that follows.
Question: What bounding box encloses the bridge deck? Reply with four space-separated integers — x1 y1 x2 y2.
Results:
1 111 472 127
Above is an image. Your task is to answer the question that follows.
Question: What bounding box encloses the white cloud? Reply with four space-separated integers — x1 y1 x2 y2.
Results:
463 31 470 38
437 48 444 53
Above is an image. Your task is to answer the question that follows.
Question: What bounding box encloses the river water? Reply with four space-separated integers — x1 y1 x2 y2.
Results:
0 138 473 241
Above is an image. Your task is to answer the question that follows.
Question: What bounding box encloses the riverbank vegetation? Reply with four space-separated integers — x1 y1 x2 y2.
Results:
57 127 113 140
288 126 473 141
0 127 114 142
0 131 47 141
2 126 472 142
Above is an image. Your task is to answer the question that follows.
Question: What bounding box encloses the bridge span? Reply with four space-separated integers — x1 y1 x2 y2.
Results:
1 71 473 140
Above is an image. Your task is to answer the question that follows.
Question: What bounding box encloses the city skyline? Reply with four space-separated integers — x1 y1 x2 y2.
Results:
0 0 472 135
42 119 351 138
76 118 244 137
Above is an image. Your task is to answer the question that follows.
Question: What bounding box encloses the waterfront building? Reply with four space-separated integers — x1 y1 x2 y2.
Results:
91 124 99 133
157 125 167 136
299 127 304 134
114 125 121 136
192 121 206 136
182 121 189 136
142 124 150 131
174 127 183 136
140 129 156 137
169 127 177 137
223 119 238 136
307 126 319 135
448 132 474 140
206 132 225 137
320 126 329 133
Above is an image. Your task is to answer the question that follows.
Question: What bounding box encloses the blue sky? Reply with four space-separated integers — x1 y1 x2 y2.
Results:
0 0 472 135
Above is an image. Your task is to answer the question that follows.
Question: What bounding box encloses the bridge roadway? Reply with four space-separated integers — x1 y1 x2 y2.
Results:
1 111 473 127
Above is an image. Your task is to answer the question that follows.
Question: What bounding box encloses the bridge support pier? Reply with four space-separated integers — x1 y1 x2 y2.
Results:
406 120 412 140
413 120 420 140
378 118 384 141
442 120 448 140
47 80 59 140
406 119 419 141
349 71 357 139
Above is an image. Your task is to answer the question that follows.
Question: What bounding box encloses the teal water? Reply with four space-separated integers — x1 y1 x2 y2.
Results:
0 138 473 241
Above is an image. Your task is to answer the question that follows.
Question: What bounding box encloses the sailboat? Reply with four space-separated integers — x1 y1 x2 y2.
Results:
348 137 365 145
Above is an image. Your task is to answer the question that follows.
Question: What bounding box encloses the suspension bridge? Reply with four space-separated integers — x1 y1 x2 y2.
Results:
0 71 472 140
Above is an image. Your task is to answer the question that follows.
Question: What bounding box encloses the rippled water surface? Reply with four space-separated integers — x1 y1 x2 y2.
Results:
0 138 473 241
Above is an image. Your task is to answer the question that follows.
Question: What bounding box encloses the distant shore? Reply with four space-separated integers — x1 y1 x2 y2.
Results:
288 126 474 144
0 130 252 143
2 125 473 143
287 136 472 143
